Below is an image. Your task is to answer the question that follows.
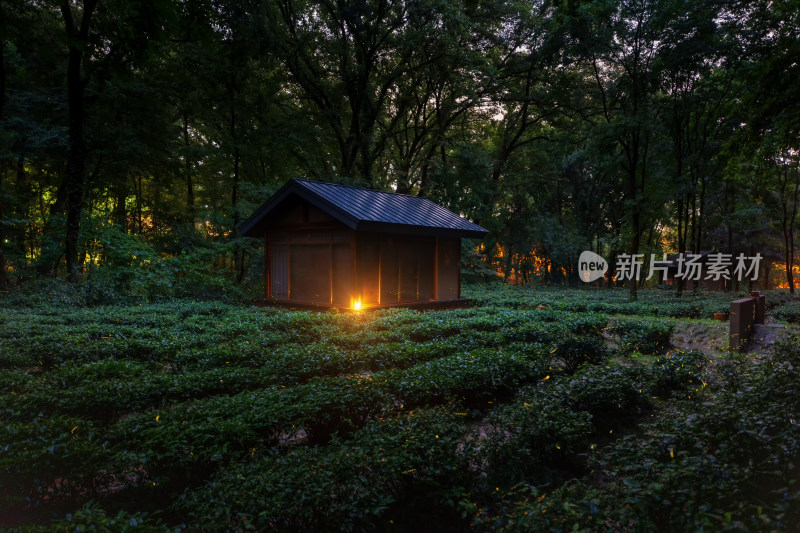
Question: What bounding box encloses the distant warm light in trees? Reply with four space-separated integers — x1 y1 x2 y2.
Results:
774 261 800 289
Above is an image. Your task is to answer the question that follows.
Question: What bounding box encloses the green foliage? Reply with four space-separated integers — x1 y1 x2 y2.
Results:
493 336 800 532
552 364 652 429
0 415 109 506
17 501 178 532
769 299 800 323
551 336 609 374
384 346 548 408
176 408 472 532
645 349 712 398
482 396 594 488
465 284 758 320
2 288 800 531
606 317 676 355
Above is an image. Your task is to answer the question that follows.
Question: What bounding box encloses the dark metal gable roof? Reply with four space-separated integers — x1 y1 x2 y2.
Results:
238 179 488 239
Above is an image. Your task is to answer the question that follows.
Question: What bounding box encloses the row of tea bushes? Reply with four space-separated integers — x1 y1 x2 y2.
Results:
485 338 800 532
176 407 473 532
0 301 609 370
4 333 776 532
170 349 718 531
0 344 552 510
605 317 676 355
465 284 800 321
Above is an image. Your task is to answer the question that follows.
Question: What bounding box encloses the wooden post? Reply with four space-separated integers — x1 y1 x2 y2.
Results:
456 239 461 299
287 243 291 300
397 245 402 303
434 237 439 301
416 257 420 301
350 231 357 307
751 291 766 324
377 244 381 306
730 297 756 351
265 233 270 300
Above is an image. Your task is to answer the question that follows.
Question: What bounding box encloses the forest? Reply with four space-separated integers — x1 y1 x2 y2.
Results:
1 0 799 298
4 1 800 531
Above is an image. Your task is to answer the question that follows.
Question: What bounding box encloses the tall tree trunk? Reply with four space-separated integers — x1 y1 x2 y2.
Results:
112 174 127 230
625 157 641 302
676 196 685 296
0 38 7 287
135 175 143 234
183 111 194 222
725 180 735 291
14 158 28 263
628 213 641 302
36 173 69 276
232 145 243 282
60 0 98 281
229 80 243 283
693 174 707 292
787 227 796 293
782 162 799 293
0 162 7 287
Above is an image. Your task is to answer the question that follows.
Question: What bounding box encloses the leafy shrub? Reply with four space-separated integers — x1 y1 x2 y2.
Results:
553 364 651 428
0 416 110 507
6 289 797 532
17 501 177 532
482 398 594 488
497 336 800 532
385 347 547 408
769 299 800 323
105 375 391 485
606 317 675 355
644 349 710 398
176 408 473 532
551 335 609 373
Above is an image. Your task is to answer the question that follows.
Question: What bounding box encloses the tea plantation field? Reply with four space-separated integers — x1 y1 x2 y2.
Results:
2 285 800 531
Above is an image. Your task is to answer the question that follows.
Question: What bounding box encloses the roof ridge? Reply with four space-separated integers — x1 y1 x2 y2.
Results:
239 178 487 238
292 178 438 202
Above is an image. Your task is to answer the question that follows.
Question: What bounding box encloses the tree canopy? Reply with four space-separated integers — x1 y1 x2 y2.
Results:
1 0 798 298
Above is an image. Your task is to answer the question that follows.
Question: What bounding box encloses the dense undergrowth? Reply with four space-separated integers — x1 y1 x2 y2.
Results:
1 286 799 531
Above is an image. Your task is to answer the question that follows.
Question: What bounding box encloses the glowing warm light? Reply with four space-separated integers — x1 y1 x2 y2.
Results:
352 298 362 311
772 261 799 289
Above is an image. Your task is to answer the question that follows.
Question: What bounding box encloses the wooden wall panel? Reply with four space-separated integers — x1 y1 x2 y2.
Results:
271 244 289 299
289 245 331 303
332 243 351 306
356 236 380 306
380 239 400 304
437 238 460 301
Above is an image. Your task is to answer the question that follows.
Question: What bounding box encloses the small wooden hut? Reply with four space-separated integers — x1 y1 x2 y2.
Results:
238 179 488 308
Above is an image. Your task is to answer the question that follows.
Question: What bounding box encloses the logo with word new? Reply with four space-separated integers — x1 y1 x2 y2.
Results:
578 251 608 282
578 251 762 283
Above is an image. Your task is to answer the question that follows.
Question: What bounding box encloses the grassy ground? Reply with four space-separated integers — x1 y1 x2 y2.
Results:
1 285 799 531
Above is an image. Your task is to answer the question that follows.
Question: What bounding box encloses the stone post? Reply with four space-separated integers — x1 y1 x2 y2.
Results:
730 298 756 351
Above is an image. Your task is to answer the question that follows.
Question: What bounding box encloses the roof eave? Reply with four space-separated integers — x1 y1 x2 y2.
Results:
237 180 361 237
356 220 488 239
238 179 489 239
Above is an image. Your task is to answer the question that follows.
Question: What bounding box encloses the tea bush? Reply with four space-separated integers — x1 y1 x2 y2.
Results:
3 287 799 531
550 335 609 373
385 347 548 408
176 408 473 532
0 415 110 506
492 335 800 532
481 397 594 488
606 317 675 355
645 349 712 398
17 501 177 533
769 299 800 323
